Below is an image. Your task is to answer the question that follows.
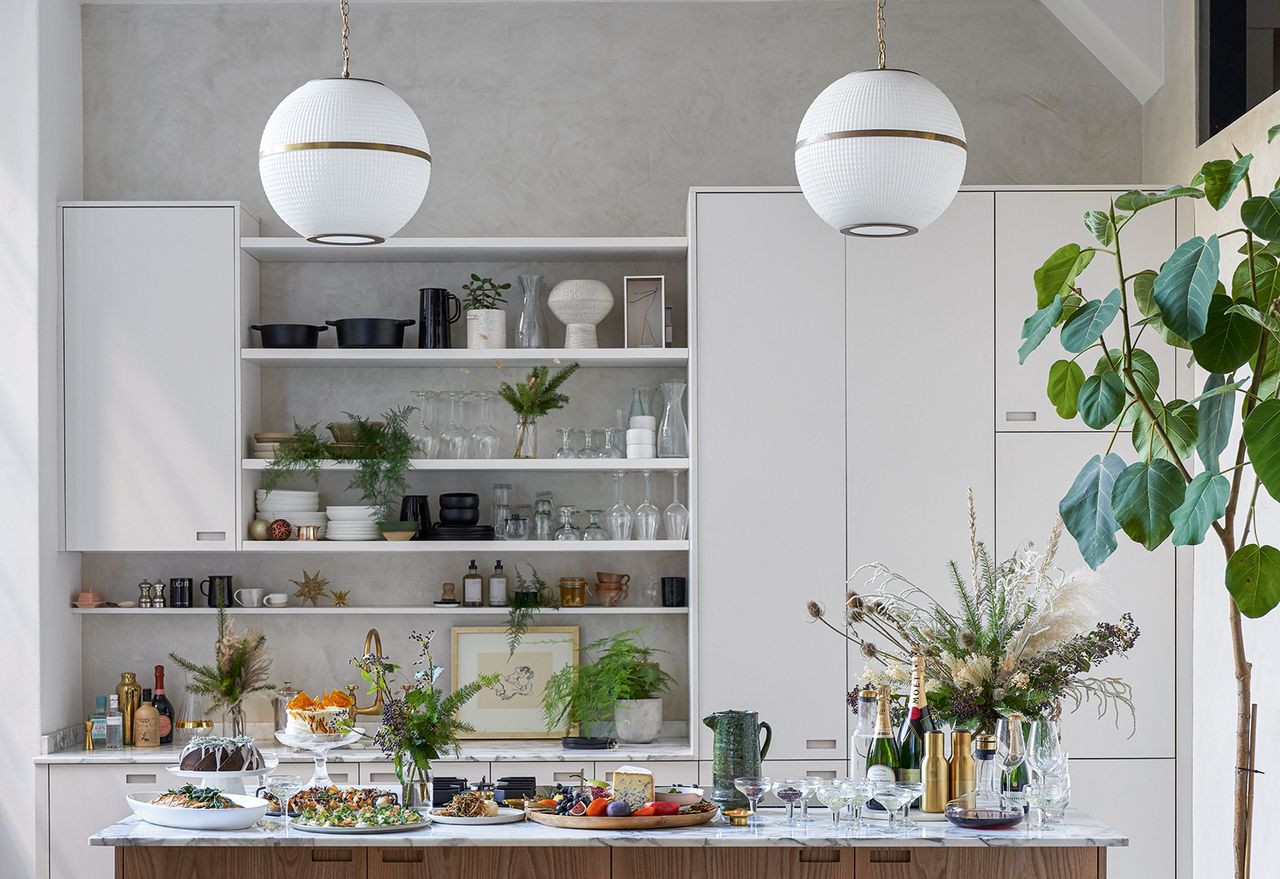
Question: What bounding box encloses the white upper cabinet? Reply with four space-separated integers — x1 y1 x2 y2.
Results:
693 191 848 759
995 192 1180 431
62 204 248 551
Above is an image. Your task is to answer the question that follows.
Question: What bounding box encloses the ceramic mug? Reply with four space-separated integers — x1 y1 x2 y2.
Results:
263 592 289 608
595 572 630 586
592 581 629 607
234 588 265 608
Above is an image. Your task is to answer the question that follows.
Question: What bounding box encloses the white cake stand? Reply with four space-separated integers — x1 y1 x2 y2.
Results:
274 729 364 788
164 757 279 795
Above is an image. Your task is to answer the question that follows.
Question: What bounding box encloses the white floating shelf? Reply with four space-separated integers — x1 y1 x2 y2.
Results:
241 540 688 553
73 605 688 616
243 458 689 472
241 236 688 263
241 348 689 369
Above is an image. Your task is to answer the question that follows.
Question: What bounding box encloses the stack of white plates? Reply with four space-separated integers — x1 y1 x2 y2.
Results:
257 490 324 536
250 432 298 460
326 505 380 541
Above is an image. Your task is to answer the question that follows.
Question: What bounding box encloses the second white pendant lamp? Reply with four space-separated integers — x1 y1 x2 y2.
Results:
795 0 966 237
259 1 431 244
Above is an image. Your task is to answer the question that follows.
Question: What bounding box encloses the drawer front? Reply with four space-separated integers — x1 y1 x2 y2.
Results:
359 761 480 788
614 850 854 879
369 847 608 879
855 848 1097 878
595 761 700 788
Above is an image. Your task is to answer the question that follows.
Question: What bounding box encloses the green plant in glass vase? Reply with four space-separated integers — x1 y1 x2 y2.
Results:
497 362 579 458
169 600 274 737
541 630 673 742
1016 142 1280 877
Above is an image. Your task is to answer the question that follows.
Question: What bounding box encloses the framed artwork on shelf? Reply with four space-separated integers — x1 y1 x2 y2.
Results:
624 275 666 348
451 625 579 739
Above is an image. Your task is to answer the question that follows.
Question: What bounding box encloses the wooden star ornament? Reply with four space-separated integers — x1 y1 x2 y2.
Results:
330 589 351 607
290 570 330 607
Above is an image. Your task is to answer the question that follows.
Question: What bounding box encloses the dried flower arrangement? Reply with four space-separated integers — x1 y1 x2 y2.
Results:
169 601 274 737
808 491 1140 733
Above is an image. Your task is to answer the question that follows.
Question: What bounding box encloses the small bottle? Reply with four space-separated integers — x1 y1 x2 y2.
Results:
462 559 484 608
153 665 174 745
849 686 877 780
488 560 509 607
949 729 976 799
89 695 108 749
922 730 950 813
134 688 160 748
105 695 124 750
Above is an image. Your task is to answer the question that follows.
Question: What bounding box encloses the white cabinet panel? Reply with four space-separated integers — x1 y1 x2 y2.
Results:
62 205 240 550
996 433 1175 759
1070 758 1175 879
360 760 480 788
694 191 848 760
596 761 700 788
995 192 1179 431
490 761 597 787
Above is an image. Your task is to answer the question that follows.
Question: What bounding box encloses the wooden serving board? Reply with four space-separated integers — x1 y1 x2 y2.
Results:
526 807 718 830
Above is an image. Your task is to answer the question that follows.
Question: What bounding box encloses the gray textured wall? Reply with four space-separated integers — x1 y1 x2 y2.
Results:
83 1 1143 237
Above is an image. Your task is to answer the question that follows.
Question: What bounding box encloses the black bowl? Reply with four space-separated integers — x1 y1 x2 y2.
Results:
251 323 329 348
438 507 480 527
438 492 480 509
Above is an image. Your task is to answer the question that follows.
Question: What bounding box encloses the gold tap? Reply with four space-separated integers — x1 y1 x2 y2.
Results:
347 628 387 722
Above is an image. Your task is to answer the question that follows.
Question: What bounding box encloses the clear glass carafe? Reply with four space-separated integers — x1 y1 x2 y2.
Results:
553 505 581 540
516 274 546 348
604 471 633 540
657 381 689 457
629 387 652 421
411 390 440 459
663 472 689 540
634 471 659 540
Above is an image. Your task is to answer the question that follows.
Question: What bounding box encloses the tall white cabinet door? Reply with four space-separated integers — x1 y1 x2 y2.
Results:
847 192 996 603
996 433 1176 759
1069 758 1176 879
995 192 1179 431
694 191 847 759
62 205 239 551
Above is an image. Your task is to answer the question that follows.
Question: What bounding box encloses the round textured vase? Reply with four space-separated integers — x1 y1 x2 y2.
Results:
548 280 613 348
466 309 507 349
614 698 663 744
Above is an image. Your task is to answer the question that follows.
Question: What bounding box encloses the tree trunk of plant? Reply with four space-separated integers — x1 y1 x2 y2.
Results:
1217 528 1254 879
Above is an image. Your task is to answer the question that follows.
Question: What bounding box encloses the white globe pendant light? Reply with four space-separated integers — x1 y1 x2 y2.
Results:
259 1 431 245
795 0 966 237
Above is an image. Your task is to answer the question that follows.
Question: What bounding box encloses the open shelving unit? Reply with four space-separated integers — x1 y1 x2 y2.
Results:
241 347 689 369
240 236 688 263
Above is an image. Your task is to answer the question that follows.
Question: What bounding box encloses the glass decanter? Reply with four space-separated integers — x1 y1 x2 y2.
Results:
634 470 659 540
582 510 609 541
469 391 503 459
411 390 440 459
440 391 470 459
628 387 652 421
604 471 634 540
553 505 581 540
663 471 689 540
516 273 546 348
657 380 689 457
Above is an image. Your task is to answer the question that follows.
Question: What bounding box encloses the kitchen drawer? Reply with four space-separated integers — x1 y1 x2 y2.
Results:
359 761 480 788
119 847 366 878
595 760 699 788
487 761 595 787
369 847 608 879
613 849 853 879
855 848 1097 878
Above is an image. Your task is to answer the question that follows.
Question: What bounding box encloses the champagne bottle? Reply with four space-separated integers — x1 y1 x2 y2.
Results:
1001 713 1030 796
153 665 174 745
865 684 900 809
897 655 938 804
922 730 950 812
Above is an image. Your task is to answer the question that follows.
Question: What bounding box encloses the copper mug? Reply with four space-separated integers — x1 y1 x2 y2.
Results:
591 581 629 607
595 572 630 586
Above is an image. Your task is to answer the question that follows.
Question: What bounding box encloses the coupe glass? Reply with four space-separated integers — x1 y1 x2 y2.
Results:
579 428 603 459
582 510 609 541
553 505 581 540
842 778 875 829
604 471 634 540
1027 718 1065 783
775 779 811 825
815 782 850 827
553 427 578 459
600 427 625 458
633 470 660 540
264 773 305 825
663 472 689 539
895 780 925 826
468 391 502 459
440 391 470 459
799 776 824 822
872 783 911 833
733 776 774 824
411 390 440 459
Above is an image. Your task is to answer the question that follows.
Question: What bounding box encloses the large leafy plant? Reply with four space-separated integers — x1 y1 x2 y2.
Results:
1018 137 1280 878
541 630 674 734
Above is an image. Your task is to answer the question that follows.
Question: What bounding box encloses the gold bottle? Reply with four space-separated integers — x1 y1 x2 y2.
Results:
116 672 142 746
950 729 976 798
922 731 950 812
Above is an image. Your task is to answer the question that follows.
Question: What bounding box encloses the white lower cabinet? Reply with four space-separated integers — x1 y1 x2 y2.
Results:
360 760 482 788
1069 758 1175 879
596 761 699 788
486 761 598 787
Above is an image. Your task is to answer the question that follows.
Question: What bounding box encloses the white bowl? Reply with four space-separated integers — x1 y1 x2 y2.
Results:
629 415 657 431
257 490 319 499
327 506 379 521
127 791 270 830
259 511 326 522
627 445 655 459
626 428 655 444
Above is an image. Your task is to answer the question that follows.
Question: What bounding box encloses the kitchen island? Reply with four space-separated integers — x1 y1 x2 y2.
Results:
92 811 1125 878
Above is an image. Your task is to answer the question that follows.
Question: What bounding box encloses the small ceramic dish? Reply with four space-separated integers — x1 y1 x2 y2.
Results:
655 785 704 806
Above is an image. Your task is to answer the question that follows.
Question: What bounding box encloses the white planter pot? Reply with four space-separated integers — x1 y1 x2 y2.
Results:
466 309 507 349
548 279 613 348
614 698 663 744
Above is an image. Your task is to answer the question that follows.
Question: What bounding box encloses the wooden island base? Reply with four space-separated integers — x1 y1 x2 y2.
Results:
118 845 1108 879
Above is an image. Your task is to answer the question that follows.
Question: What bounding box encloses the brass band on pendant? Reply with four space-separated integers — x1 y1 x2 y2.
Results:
259 141 432 162
794 128 968 151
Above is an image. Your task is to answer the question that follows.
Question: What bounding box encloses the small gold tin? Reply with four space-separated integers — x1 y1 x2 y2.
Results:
723 808 751 827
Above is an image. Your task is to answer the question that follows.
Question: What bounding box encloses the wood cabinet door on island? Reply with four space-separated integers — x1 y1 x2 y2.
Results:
693 191 848 760
855 847 1100 878
118 847 366 879
368 847 608 879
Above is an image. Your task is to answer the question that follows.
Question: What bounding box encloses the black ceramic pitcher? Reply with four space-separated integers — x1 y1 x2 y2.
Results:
418 287 461 349
703 709 772 810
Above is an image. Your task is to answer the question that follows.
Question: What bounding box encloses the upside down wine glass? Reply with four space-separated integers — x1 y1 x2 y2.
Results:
441 391 470 459
411 390 440 459
604 471 633 540
634 470 660 540
663 471 689 540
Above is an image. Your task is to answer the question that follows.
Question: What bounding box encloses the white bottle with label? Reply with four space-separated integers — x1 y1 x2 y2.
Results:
849 686 877 780
462 559 485 608
488 560 509 607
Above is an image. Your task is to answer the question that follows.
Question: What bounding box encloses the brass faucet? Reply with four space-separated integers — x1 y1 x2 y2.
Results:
346 628 387 722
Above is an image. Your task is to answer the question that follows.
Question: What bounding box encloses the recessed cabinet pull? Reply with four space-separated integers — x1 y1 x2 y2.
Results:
195 531 226 541
311 849 354 863
1005 411 1037 422
381 850 424 863
369 772 398 783
124 773 156 784
808 770 838 779
806 739 837 750
553 772 580 782
798 849 840 863
329 772 350 782
869 849 911 863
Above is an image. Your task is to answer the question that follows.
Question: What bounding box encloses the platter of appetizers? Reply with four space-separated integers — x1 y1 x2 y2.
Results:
429 791 527 825
256 784 398 817
127 785 270 831
523 778 719 830
290 801 429 834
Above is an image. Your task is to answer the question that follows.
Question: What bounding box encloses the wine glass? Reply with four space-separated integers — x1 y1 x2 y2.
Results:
579 428 603 459
775 779 809 824
553 506 581 540
634 470 660 540
604 471 634 540
581 510 609 541
815 781 850 827
411 390 440 459
440 391 470 459
264 773 305 827
841 778 875 829
600 427 625 458
733 776 773 824
468 391 502 459
996 715 1028 812
663 471 689 539
1027 718 1065 783
553 427 578 459
872 783 911 834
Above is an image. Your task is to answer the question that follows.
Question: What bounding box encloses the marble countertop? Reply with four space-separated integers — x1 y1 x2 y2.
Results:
36 739 695 765
91 810 1127 848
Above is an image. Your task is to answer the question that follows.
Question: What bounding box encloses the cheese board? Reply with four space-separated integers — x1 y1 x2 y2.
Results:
526 807 719 830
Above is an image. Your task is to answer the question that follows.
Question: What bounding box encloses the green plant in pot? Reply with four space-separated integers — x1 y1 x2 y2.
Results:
497 362 579 458
541 629 673 747
1015 138 1280 878
462 274 510 349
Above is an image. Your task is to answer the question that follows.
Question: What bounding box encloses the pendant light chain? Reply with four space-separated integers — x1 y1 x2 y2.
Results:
340 0 351 79
876 0 887 70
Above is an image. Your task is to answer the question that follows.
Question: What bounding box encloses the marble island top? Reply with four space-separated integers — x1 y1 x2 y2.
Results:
92 810 1127 849
36 738 694 765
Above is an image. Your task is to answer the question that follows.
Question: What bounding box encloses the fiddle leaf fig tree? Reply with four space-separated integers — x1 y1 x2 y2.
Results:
1018 148 1280 878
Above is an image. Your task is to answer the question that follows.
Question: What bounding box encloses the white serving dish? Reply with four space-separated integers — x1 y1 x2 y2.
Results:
257 490 319 500
428 807 525 826
654 785 704 806
127 791 270 830
291 816 430 834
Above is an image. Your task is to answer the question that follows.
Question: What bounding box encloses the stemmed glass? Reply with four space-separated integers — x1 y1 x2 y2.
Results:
604 471 633 540
579 428 603 459
799 776 824 822
581 510 609 541
440 391 470 459
411 390 440 459
553 506 581 540
996 715 1028 811
264 773 305 827
600 428 625 458
775 779 811 825
872 783 911 834
895 780 924 826
663 472 689 539
815 781 850 827
553 428 578 459
733 776 774 825
468 391 502 459
1027 718 1065 783
634 470 660 540
841 778 875 829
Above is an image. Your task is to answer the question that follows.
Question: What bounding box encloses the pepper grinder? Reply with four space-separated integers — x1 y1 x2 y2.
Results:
152 579 167 609
137 581 154 609
116 672 142 746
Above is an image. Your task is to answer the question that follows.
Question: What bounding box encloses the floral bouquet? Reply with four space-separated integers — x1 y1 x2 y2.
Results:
169 602 273 738
808 493 1140 732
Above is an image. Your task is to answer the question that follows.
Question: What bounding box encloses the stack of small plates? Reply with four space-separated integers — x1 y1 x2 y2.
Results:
250 432 297 460
326 505 380 541
256 490 324 538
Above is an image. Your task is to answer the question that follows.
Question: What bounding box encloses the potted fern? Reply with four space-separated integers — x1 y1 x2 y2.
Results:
463 274 510 349
497 363 579 458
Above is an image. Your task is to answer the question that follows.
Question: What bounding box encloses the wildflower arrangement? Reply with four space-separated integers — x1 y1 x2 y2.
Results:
808 493 1140 733
169 601 273 736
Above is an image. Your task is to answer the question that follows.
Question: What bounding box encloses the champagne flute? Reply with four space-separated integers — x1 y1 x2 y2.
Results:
734 776 774 824
264 773 305 827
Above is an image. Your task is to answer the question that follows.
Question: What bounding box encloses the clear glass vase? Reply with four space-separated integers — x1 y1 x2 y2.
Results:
658 381 689 457
517 274 547 348
398 756 434 809
513 418 538 459
222 702 247 738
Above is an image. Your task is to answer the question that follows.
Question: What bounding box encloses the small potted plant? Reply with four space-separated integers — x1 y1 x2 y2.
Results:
497 362 579 458
462 274 510 349
541 629 674 748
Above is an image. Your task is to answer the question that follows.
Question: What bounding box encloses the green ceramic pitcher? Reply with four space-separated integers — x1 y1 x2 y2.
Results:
703 709 772 810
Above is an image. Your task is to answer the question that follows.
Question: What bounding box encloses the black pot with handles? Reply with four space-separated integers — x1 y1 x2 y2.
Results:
250 323 329 348
325 318 415 349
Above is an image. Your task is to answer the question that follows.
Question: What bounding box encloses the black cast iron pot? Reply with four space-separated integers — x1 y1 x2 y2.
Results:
250 323 329 348
325 318 415 349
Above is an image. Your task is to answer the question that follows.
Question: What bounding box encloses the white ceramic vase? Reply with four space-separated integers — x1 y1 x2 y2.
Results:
466 309 507 349
548 280 613 348
613 697 663 744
